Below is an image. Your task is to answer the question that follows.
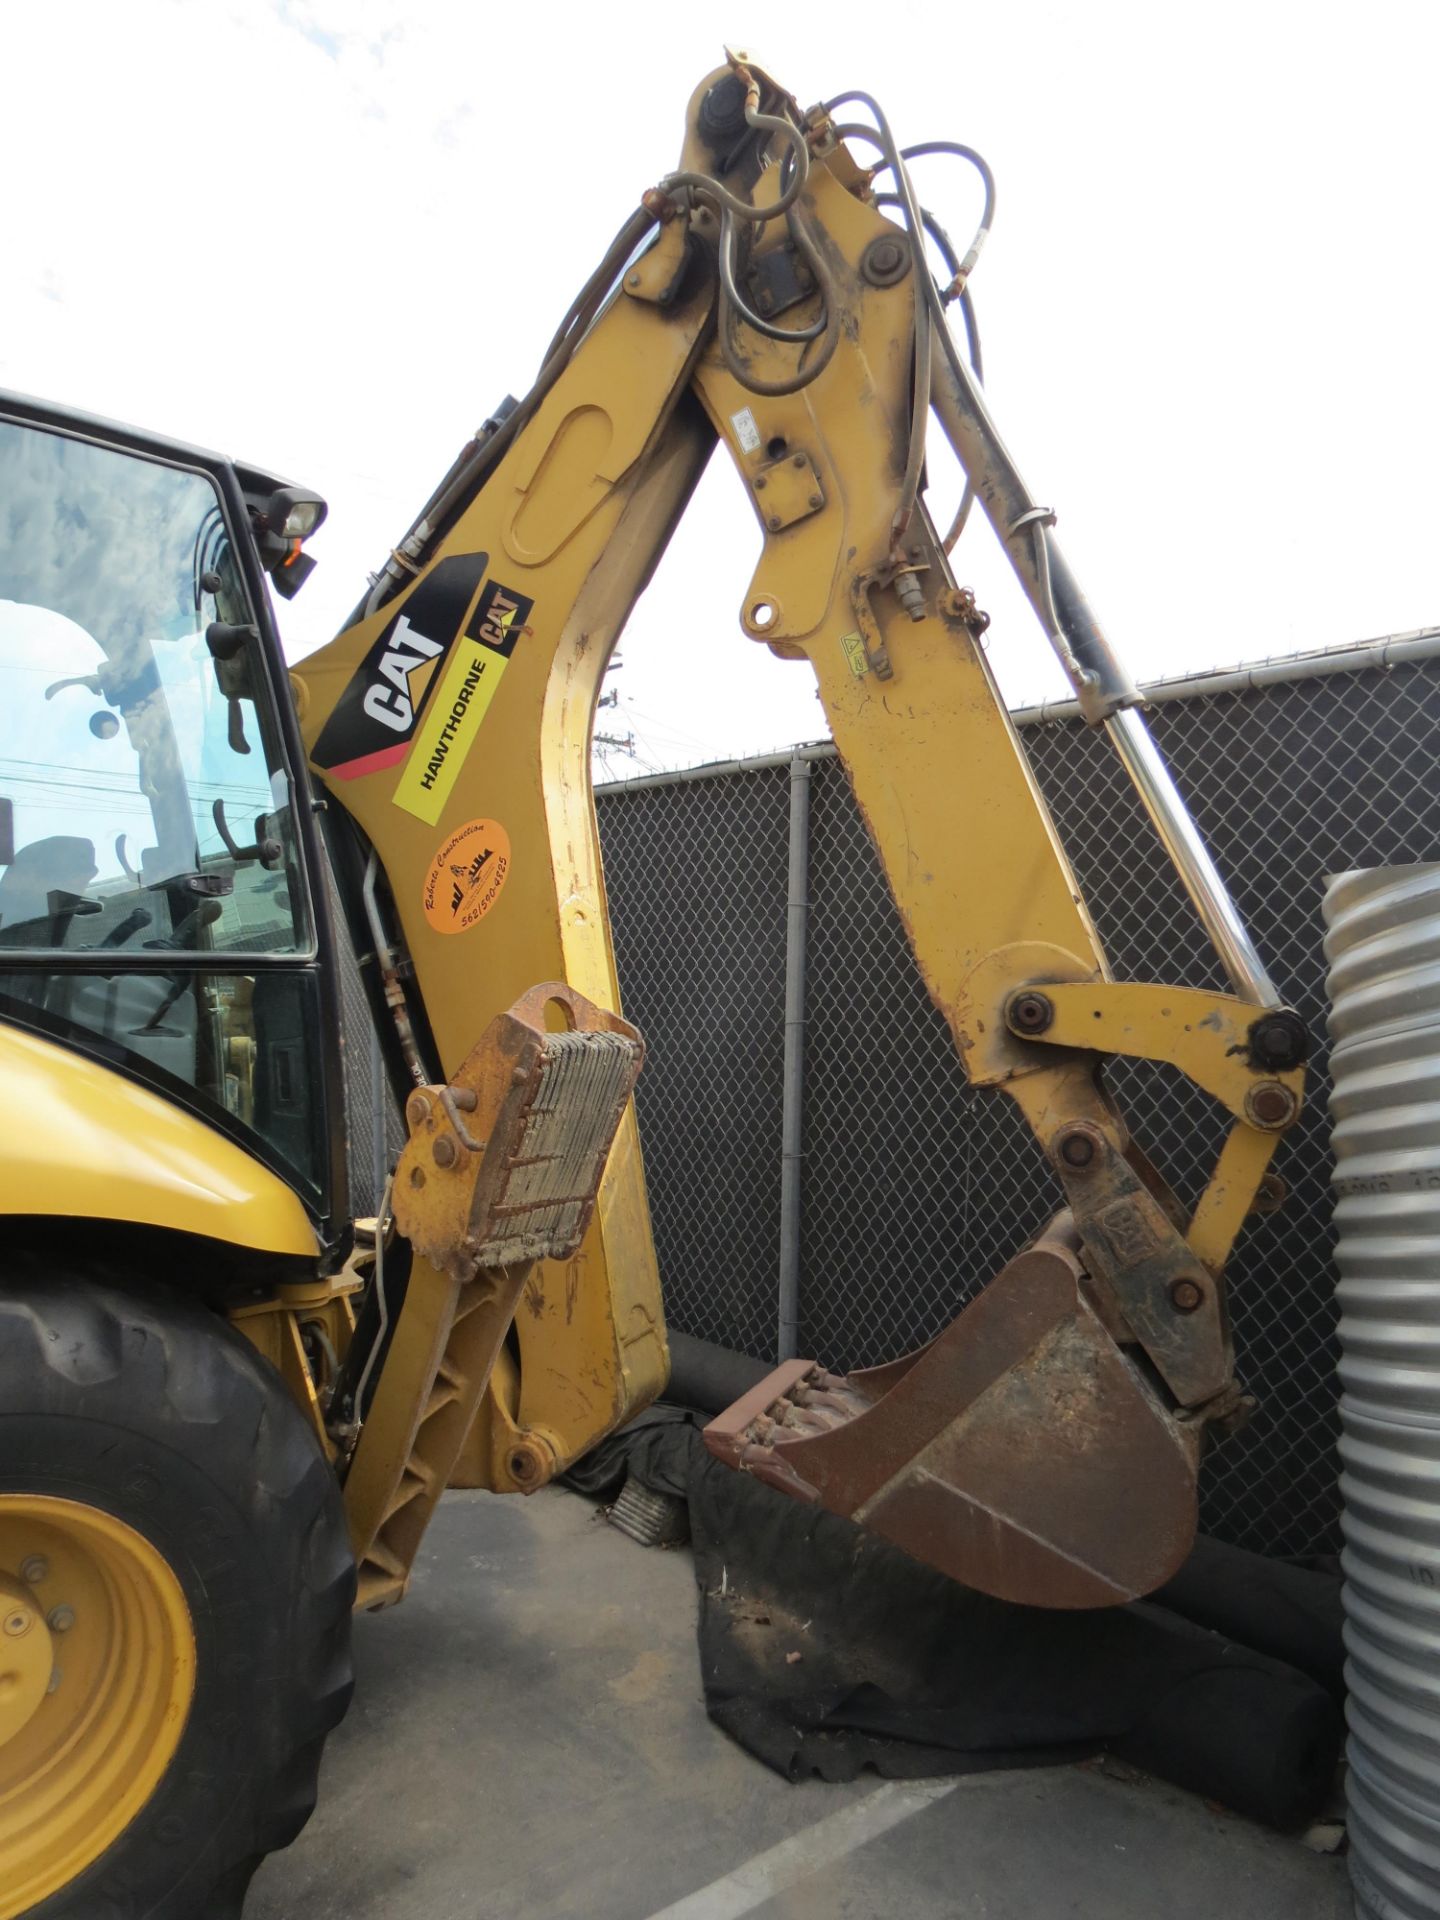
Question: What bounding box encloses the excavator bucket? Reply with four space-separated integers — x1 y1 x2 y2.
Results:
704 1219 1201 1608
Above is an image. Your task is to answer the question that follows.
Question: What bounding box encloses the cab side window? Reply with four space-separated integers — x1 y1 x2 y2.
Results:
0 418 326 1201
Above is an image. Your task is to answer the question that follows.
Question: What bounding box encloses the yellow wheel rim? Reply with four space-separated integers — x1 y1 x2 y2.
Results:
0 1496 196 1919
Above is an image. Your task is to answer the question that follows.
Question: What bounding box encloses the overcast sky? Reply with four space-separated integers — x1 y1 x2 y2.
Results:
5 0 1437 775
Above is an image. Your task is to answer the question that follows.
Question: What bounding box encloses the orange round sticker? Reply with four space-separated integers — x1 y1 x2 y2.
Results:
421 817 511 935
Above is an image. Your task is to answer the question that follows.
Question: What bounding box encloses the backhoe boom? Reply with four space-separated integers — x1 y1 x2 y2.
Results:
296 54 1306 1607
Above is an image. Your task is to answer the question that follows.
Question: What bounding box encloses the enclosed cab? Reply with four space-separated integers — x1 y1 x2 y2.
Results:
0 392 355 1920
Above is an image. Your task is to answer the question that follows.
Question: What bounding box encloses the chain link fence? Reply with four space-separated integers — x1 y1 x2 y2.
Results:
327 858 406 1225
596 632 1440 1559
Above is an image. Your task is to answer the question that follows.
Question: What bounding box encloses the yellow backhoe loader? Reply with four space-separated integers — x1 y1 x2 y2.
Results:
0 52 1309 1917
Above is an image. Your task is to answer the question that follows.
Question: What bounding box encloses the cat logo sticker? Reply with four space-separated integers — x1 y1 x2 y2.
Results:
310 552 490 781
392 579 535 824
421 817 512 936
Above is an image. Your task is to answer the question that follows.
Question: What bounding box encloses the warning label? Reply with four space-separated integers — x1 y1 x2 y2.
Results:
839 630 869 678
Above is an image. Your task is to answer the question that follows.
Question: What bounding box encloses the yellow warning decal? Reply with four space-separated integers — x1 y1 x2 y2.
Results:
392 579 533 824
839 630 869 678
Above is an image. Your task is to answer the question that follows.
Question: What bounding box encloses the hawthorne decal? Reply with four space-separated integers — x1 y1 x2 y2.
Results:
392 578 534 825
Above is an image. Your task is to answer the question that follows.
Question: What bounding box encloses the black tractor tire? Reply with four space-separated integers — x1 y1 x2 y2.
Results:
0 1270 355 1920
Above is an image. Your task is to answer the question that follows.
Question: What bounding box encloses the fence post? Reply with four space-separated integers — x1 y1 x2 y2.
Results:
778 756 813 1360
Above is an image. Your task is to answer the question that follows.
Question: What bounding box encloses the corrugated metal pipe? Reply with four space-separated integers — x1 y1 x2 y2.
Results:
1324 864 1440 1918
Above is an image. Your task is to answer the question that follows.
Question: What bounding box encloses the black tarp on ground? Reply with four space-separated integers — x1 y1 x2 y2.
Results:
567 1409 1344 1831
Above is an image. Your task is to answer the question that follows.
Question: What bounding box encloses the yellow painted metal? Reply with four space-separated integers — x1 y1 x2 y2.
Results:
1031 981 1305 1123
0 1574 51 1757
297 311 714 1486
344 1256 532 1608
449 1341 522 1488
297 112 1111 1436
999 979 1303 1268
368 980 647 1521
390 981 642 1280
1001 1055 1125 1153
953 942 1106 1088
677 108 1293 1300
623 213 690 306
230 1278 359 1461
346 982 653 1582
300 66 1294 1513
0 1023 318 1259
234 1300 325 1439
451 1168 669 1494
1188 1123 1283 1274
0 1496 195 1919
687 151 1111 1064
749 446 827 533
999 1004 1291 1288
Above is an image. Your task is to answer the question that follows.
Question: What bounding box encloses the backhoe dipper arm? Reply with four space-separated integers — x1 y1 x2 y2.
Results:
294 55 1306 1607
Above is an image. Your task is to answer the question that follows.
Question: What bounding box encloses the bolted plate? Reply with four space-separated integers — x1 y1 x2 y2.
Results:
752 449 826 533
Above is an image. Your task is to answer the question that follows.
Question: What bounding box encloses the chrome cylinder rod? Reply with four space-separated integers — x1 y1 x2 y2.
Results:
928 303 1276 1008
1105 706 1277 1006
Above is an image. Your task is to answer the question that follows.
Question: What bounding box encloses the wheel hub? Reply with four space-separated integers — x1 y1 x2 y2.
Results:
0 1497 196 1920
0 1572 51 1752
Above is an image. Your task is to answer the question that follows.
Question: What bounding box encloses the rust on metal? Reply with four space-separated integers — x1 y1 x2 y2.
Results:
1052 1127 1233 1407
705 1217 1200 1609
1007 990 1054 1036
751 448 827 532
392 982 644 1284
505 1433 556 1489
640 185 679 224
936 585 990 638
861 233 910 287
1054 1121 1102 1171
1252 1171 1288 1215
1244 1080 1300 1130
744 241 817 322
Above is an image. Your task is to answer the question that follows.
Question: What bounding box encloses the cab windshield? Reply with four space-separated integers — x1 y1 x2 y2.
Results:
0 417 326 1202
0 421 305 953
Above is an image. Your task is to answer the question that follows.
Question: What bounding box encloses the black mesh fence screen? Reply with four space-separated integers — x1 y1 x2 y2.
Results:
595 652 1440 1558
600 767 792 1359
